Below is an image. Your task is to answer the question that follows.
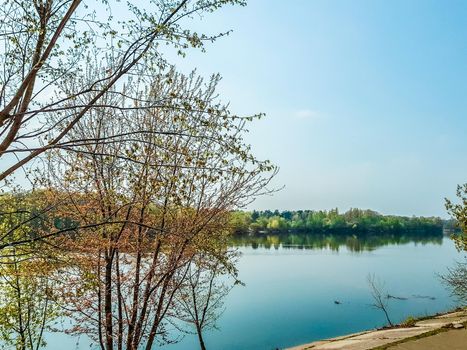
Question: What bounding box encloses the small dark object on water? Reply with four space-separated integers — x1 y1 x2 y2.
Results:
386 294 408 300
334 300 341 304
412 294 436 300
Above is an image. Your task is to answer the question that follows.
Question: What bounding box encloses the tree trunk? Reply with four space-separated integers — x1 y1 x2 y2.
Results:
196 325 207 350
104 253 114 350
383 308 393 326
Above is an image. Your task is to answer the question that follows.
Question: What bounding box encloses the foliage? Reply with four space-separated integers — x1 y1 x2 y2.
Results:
443 184 467 304
0 2 276 350
400 316 417 327
0 191 59 349
230 209 445 235
40 68 274 350
0 189 68 250
0 0 246 182
445 184 467 251
0 251 58 350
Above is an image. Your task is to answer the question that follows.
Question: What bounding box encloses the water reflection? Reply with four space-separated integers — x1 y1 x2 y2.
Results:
230 231 444 252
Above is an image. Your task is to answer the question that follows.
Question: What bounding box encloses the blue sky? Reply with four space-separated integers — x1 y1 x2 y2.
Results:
169 0 467 217
6 1 465 217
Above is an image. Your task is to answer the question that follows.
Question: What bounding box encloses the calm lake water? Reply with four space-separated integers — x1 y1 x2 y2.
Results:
47 233 464 350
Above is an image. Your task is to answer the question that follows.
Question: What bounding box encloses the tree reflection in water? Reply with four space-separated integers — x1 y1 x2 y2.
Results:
230 231 444 252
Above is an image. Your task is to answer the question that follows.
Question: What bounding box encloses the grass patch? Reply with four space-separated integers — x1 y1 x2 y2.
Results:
400 316 417 327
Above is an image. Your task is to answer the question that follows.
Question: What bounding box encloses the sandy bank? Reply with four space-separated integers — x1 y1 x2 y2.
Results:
286 309 467 350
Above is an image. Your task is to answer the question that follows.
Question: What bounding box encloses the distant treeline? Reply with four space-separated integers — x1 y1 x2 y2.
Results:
230 208 454 235
0 191 456 239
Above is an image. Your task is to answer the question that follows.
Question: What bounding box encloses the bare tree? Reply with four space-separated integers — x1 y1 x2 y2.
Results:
367 273 393 327
440 259 467 304
174 252 238 350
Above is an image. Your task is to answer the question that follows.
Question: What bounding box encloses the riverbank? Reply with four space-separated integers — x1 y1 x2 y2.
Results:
287 308 467 350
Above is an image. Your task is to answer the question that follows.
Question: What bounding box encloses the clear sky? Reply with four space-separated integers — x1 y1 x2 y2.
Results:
169 0 467 217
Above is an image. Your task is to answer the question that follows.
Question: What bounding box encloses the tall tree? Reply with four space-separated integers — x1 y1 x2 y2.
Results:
45 68 274 350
